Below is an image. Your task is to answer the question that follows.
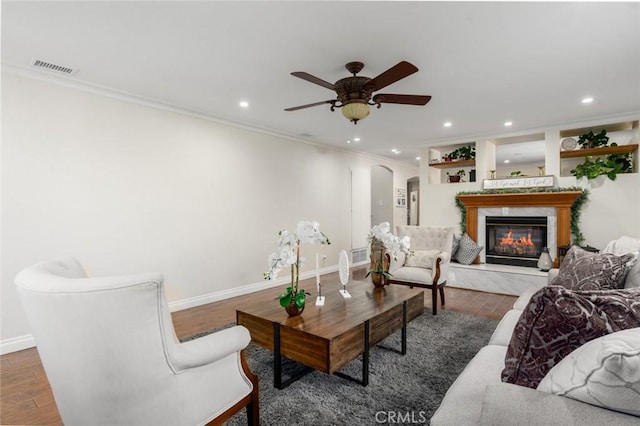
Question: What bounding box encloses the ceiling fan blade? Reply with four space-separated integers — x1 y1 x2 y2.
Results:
284 100 334 111
373 93 432 105
291 72 336 90
365 61 419 91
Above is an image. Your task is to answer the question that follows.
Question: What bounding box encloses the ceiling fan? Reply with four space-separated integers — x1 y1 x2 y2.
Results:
285 61 431 124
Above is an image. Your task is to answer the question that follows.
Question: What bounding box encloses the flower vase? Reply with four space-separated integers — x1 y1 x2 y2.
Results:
285 299 305 317
537 247 553 272
370 273 386 288
370 238 390 288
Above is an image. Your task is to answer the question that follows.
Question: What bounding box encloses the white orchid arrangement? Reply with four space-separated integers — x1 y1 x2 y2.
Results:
367 222 411 280
264 220 331 309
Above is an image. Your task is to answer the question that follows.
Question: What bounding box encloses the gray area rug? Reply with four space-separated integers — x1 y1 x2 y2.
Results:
188 309 498 425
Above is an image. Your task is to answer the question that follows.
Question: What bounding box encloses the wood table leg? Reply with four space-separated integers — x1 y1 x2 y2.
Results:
273 322 282 389
401 301 407 355
272 321 312 389
334 320 370 387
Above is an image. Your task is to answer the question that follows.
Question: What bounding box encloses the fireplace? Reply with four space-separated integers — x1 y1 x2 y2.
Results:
485 216 548 268
457 191 582 268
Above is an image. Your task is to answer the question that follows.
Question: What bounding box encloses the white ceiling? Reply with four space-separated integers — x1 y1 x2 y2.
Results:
3 1 640 164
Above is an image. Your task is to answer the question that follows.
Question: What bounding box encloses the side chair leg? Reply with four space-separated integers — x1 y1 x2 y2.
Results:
247 400 259 426
431 286 438 315
241 351 259 426
440 287 445 306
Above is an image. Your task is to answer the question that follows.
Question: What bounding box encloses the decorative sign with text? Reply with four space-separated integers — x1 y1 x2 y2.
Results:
482 175 555 190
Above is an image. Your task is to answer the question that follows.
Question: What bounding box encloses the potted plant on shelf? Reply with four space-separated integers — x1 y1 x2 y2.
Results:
264 220 330 316
447 169 466 183
577 129 609 149
457 145 476 160
571 151 633 181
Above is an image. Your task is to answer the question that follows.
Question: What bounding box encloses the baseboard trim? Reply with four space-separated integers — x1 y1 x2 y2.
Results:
167 264 340 312
1 264 348 354
0 334 36 355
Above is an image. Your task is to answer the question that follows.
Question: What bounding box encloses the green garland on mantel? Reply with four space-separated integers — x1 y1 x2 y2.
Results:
454 187 590 246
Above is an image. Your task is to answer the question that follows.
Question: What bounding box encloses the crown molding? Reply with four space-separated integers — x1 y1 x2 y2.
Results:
2 64 418 171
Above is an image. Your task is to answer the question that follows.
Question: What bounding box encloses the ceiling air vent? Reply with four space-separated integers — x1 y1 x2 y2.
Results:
30 59 77 76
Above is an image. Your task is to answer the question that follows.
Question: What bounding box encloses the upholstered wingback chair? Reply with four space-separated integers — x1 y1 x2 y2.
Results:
15 257 258 426
388 226 455 314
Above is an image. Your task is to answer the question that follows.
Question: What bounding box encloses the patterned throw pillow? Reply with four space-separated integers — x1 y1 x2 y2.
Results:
502 286 640 388
404 250 440 269
454 233 483 265
550 245 634 290
537 327 640 416
451 234 460 258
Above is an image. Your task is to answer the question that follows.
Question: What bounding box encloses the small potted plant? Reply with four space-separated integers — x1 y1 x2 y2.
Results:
366 222 411 288
447 169 466 183
578 129 609 149
458 145 476 160
264 220 330 316
570 151 632 181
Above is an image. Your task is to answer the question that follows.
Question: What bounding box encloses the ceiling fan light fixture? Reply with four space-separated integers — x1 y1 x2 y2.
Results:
286 61 430 124
341 101 370 124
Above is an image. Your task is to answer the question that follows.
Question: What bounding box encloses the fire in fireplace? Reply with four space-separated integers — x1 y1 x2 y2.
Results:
485 216 548 268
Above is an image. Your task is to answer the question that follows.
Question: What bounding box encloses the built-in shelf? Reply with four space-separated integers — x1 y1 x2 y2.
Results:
559 121 637 138
560 144 638 159
429 159 476 169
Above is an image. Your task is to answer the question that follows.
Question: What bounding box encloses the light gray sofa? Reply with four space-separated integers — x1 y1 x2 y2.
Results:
431 238 640 425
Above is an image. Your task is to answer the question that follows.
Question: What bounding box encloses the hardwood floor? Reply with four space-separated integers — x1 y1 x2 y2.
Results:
1 266 516 425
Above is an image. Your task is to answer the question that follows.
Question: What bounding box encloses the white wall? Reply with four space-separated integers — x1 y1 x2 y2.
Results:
0 72 418 352
371 165 394 227
495 162 544 178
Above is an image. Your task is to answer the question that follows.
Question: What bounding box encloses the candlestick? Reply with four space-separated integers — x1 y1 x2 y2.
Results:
316 252 320 285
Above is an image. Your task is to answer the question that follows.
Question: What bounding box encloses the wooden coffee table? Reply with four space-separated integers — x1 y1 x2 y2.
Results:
236 280 424 388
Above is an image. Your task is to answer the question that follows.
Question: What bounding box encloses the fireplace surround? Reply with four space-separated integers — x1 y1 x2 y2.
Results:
456 191 583 267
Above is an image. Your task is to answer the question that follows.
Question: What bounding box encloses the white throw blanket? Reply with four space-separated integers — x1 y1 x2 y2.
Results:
603 235 640 255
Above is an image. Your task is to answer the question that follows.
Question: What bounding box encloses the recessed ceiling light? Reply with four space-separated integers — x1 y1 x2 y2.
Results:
444 122 452 127
346 140 351 144
582 97 594 104
504 121 513 127
504 159 510 163
239 101 249 108
353 137 361 142
391 149 401 155
416 156 421 160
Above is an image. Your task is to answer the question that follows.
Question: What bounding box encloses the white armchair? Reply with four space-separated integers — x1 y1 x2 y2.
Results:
15 257 258 426
388 226 454 315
